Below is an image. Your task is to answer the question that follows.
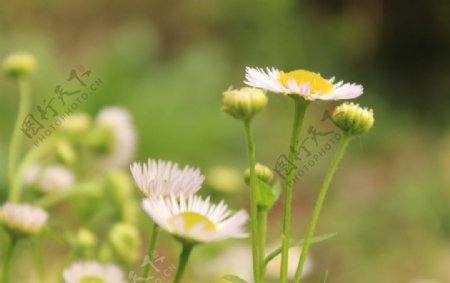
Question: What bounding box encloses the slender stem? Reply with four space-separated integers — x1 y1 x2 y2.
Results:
141 224 160 280
10 138 56 202
2 237 18 283
32 239 44 282
294 136 351 283
173 243 194 283
280 98 308 283
243 120 261 283
8 78 31 201
257 208 267 280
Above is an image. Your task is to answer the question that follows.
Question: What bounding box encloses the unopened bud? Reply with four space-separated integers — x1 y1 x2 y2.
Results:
244 163 274 185
222 87 268 121
332 102 374 136
2 52 36 78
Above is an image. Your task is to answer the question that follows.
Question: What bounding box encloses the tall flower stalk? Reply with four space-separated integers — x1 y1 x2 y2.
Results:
294 103 374 282
280 98 309 282
222 87 268 283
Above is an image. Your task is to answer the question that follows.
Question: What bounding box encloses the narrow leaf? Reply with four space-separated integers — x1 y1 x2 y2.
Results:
223 274 248 283
322 270 329 283
264 233 337 266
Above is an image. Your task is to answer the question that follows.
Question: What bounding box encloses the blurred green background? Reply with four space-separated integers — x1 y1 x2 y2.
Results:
1 0 450 282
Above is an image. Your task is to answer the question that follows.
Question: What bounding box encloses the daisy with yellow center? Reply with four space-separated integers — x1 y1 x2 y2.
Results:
244 67 363 100
142 194 249 243
62 261 125 283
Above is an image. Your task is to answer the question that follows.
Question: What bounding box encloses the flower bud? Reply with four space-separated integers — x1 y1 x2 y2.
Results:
109 222 141 264
206 166 243 194
76 228 98 249
332 102 374 136
222 87 267 121
60 113 91 136
244 163 274 185
2 52 36 78
56 141 77 165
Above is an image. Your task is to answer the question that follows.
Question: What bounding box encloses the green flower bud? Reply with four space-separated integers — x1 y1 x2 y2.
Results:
222 87 268 121
56 141 77 165
332 102 374 136
244 163 274 185
60 113 91 136
109 222 141 264
2 52 36 78
107 170 134 201
85 124 114 154
76 228 98 249
206 166 243 194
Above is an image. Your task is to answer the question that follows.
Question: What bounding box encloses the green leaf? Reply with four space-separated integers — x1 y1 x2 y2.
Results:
256 179 275 210
271 179 282 201
223 274 248 283
322 270 329 283
264 233 337 266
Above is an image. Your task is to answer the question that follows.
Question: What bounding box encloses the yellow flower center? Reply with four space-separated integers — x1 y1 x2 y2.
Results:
169 212 216 234
278 70 333 94
81 276 104 283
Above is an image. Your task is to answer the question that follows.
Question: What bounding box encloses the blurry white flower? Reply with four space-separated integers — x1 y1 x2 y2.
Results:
194 244 253 283
130 159 204 197
63 261 125 283
265 243 314 281
23 163 42 187
96 107 136 170
39 165 75 192
0 202 48 236
245 67 363 101
142 194 248 243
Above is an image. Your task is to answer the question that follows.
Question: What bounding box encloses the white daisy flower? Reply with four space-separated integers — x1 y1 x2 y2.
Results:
0 202 48 236
96 107 136 170
62 261 125 283
39 165 75 192
130 159 205 197
265 244 314 280
244 66 363 100
142 194 249 243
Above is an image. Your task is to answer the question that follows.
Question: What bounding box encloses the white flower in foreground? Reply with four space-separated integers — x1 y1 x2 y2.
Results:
265 244 314 280
39 165 75 192
63 261 125 283
142 194 249 243
245 66 363 100
96 107 136 170
130 159 205 197
0 203 48 236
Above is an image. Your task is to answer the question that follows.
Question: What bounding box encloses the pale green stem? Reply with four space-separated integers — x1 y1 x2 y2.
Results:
243 120 261 283
1 237 18 283
173 243 194 283
10 138 56 202
294 135 351 283
280 98 308 283
141 224 160 280
257 208 267 280
8 78 31 201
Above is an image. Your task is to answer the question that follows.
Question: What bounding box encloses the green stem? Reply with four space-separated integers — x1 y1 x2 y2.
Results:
294 135 351 283
280 98 308 283
257 208 267 280
8 78 31 201
32 239 44 282
2 237 18 283
10 138 56 202
173 243 194 283
141 224 160 280
243 120 261 283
